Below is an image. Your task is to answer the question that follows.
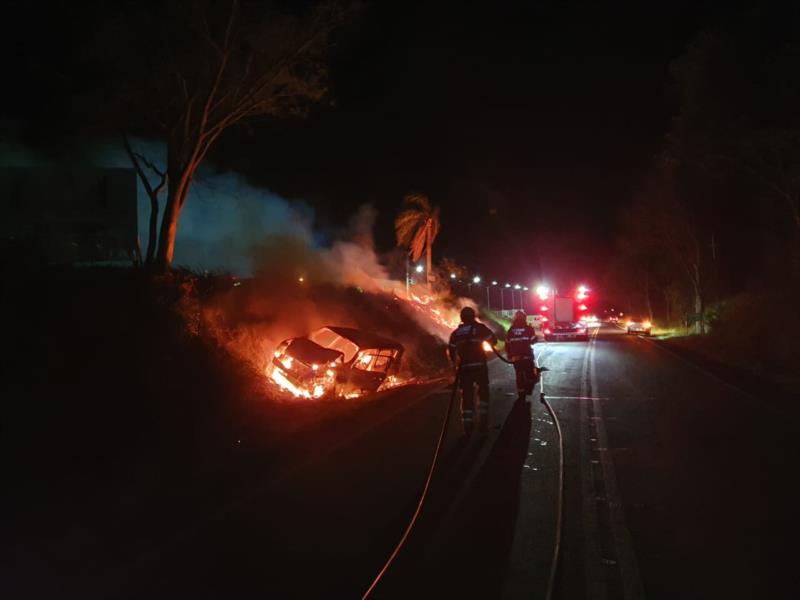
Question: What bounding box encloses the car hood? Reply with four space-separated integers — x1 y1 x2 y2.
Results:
284 337 344 365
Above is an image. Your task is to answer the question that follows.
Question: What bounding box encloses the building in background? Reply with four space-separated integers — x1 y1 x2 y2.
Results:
1 167 138 265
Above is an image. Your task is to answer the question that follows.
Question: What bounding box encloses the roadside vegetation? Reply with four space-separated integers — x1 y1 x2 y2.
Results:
606 8 800 392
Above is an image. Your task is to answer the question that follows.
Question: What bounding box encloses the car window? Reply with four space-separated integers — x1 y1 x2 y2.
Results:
310 328 359 362
353 349 396 373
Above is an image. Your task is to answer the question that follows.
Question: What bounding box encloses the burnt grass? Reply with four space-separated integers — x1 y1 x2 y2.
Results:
0 266 450 598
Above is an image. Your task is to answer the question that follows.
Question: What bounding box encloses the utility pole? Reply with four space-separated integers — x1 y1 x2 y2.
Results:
405 254 410 299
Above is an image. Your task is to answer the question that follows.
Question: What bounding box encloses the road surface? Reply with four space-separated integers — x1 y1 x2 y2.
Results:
5 324 798 599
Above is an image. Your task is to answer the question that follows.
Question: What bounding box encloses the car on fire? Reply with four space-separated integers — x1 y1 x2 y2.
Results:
267 326 405 399
626 318 652 336
543 321 589 342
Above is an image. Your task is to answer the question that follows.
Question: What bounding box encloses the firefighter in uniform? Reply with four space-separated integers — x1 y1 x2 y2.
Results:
506 310 539 401
448 306 497 437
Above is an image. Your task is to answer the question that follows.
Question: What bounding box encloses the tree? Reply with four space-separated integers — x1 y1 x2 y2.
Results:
619 162 709 333
93 0 347 271
668 17 800 275
394 193 441 290
122 135 167 266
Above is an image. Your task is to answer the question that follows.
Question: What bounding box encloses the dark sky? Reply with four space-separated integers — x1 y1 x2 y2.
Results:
1 0 753 286
218 1 735 284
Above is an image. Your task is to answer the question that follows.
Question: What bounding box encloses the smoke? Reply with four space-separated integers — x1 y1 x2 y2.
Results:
2 135 467 384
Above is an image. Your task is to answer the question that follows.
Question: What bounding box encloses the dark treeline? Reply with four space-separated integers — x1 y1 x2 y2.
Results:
606 6 800 331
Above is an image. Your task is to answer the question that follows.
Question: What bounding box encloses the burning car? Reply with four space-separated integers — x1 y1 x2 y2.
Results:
267 326 405 399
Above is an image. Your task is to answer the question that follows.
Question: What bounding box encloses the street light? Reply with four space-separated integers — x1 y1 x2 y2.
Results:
415 264 424 274
536 284 550 301
450 273 457 280
473 275 481 284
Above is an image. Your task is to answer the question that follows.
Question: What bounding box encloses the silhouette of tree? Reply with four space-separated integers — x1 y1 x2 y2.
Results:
394 193 440 289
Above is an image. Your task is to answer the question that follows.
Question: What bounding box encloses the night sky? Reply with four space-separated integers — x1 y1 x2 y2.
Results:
217 1 735 283
1 0 755 284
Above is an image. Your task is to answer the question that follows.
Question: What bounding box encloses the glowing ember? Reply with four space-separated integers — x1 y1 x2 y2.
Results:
269 367 323 399
401 292 463 332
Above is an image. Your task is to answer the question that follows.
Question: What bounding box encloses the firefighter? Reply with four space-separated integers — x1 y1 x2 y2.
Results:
505 310 539 401
448 306 497 437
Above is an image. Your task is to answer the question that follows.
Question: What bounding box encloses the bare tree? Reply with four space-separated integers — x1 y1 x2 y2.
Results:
122 134 167 266
97 0 348 271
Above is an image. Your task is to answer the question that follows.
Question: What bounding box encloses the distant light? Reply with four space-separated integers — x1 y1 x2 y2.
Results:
536 284 550 300
415 265 424 273
505 283 511 288
579 304 588 311
473 275 481 284
298 276 304 283
492 280 498 285
540 305 548 312
450 272 457 279
514 284 521 290
523 286 528 291
578 285 589 294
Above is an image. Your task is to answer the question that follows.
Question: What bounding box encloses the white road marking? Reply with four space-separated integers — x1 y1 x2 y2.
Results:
580 332 608 600
589 333 646 600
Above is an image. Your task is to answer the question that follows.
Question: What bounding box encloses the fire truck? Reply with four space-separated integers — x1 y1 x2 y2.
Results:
539 285 591 342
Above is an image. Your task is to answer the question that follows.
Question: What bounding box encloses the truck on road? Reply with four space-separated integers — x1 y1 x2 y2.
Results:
543 295 589 341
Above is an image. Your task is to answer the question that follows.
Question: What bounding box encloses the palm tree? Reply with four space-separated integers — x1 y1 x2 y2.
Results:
395 193 441 291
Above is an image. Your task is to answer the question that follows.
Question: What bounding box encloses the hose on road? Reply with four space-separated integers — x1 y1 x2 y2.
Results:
362 341 565 600
495 343 564 599
361 362 462 599
537 346 565 600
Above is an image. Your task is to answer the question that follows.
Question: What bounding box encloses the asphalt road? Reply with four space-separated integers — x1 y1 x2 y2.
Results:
5 324 799 599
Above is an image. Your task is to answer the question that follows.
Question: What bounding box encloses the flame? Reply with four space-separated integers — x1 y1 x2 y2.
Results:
401 291 462 333
268 367 325 399
482 341 492 352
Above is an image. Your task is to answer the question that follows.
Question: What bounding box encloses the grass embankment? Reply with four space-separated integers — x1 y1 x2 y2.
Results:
2 267 452 477
655 293 799 396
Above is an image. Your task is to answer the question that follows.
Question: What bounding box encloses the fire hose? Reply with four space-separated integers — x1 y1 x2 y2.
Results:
361 360 462 600
489 344 563 600
362 344 564 600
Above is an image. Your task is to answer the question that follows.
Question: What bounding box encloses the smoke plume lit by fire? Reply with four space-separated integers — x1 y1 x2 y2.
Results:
199 205 475 400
